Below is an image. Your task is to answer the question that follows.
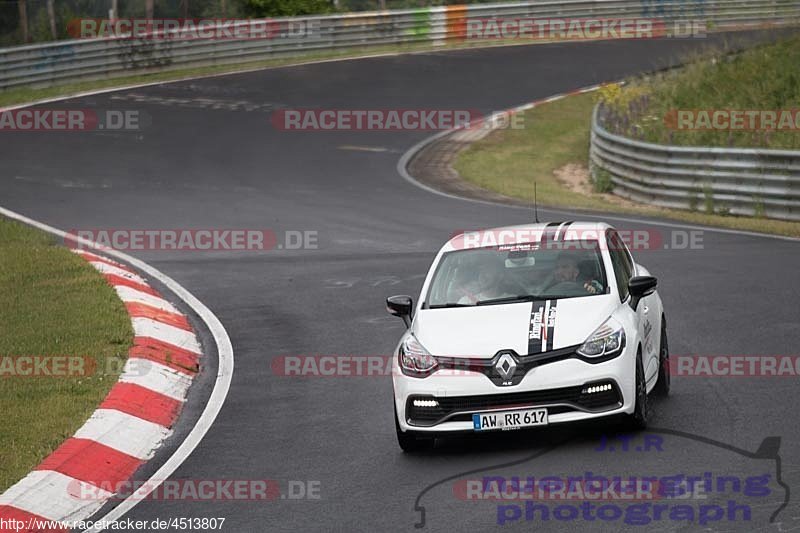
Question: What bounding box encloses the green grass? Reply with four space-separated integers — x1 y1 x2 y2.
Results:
599 34 800 149
455 92 599 209
454 91 800 237
0 217 133 492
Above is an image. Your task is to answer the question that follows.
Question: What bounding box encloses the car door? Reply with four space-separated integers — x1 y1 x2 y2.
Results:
606 230 659 384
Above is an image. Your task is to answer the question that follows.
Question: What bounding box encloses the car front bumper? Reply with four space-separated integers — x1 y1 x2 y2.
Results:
393 346 636 434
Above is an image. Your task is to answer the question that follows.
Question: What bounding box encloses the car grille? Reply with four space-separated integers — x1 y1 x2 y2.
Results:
406 382 622 426
435 345 578 387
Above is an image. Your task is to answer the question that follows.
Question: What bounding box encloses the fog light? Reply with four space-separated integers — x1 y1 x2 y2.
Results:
413 399 439 408
582 383 613 394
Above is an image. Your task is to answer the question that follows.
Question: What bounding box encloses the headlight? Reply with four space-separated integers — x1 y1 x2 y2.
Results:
577 317 626 359
399 335 438 377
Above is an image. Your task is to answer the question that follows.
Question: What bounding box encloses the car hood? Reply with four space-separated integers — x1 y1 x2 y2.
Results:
413 295 618 359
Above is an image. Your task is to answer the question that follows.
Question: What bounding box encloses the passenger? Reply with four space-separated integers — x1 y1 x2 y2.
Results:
458 255 513 304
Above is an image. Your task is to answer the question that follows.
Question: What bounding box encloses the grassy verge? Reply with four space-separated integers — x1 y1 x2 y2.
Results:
598 34 800 149
454 91 800 237
0 217 133 492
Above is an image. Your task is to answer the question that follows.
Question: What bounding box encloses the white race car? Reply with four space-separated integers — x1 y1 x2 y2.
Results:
386 222 670 452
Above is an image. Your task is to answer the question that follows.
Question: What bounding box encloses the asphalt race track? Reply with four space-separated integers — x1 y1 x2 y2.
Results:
2 30 799 532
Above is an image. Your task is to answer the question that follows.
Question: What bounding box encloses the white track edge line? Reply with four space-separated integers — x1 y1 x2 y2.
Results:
0 205 234 532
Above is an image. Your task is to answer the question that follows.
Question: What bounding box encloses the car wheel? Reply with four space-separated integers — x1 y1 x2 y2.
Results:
627 352 649 430
395 407 434 452
654 317 670 397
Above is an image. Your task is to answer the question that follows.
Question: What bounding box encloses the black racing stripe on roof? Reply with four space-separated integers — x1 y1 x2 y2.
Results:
556 221 575 241
541 222 560 245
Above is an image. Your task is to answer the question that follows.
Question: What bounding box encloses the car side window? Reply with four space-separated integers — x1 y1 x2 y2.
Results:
606 230 633 301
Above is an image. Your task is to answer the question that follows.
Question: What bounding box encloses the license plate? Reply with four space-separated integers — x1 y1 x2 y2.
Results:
472 408 548 431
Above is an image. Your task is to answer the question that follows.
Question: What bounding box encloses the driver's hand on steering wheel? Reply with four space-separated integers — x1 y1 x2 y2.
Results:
583 280 602 294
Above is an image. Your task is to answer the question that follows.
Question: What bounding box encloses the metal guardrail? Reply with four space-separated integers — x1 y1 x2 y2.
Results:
1 0 799 90
590 106 800 221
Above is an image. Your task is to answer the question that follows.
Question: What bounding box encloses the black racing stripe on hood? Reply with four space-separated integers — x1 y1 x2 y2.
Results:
528 299 558 353
545 299 557 352
527 300 546 354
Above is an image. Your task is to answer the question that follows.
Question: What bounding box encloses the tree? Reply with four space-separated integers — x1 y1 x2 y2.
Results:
46 0 56 39
242 0 333 17
18 0 29 43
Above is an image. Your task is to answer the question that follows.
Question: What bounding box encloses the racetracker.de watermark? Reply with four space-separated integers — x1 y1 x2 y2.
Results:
0 109 147 131
0 356 184 379
66 479 320 501
671 355 800 377
65 229 318 251
448 228 704 251
270 109 524 131
273 355 392 377
271 355 499 378
0 355 95 377
67 18 320 40
465 18 706 40
453 477 664 501
664 109 800 131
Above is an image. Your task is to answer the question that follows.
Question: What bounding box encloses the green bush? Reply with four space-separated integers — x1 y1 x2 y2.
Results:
593 168 614 193
753 196 766 218
703 184 715 214
688 187 700 212
242 0 340 16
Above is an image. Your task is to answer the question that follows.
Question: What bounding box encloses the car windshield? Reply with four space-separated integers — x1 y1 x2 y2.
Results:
425 240 608 308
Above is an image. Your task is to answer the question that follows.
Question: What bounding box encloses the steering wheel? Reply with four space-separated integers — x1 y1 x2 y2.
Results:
503 276 530 295
546 280 587 296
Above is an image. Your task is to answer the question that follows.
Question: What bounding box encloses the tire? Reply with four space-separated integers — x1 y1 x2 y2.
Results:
626 351 649 430
395 407 434 452
654 317 671 397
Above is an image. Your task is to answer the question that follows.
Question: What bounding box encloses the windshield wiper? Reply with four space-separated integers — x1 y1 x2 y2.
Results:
536 294 594 300
475 295 538 306
428 302 474 309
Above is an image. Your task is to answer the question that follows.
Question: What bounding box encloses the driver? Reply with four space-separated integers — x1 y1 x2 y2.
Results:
458 255 513 304
551 252 603 295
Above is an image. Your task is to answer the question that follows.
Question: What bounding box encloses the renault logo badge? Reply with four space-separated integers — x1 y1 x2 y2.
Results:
495 352 517 381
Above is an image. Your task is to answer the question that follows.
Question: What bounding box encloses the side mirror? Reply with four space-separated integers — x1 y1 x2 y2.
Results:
628 276 657 311
386 295 413 328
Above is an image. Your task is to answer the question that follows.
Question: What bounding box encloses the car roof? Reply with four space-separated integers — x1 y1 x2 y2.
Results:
443 221 613 252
